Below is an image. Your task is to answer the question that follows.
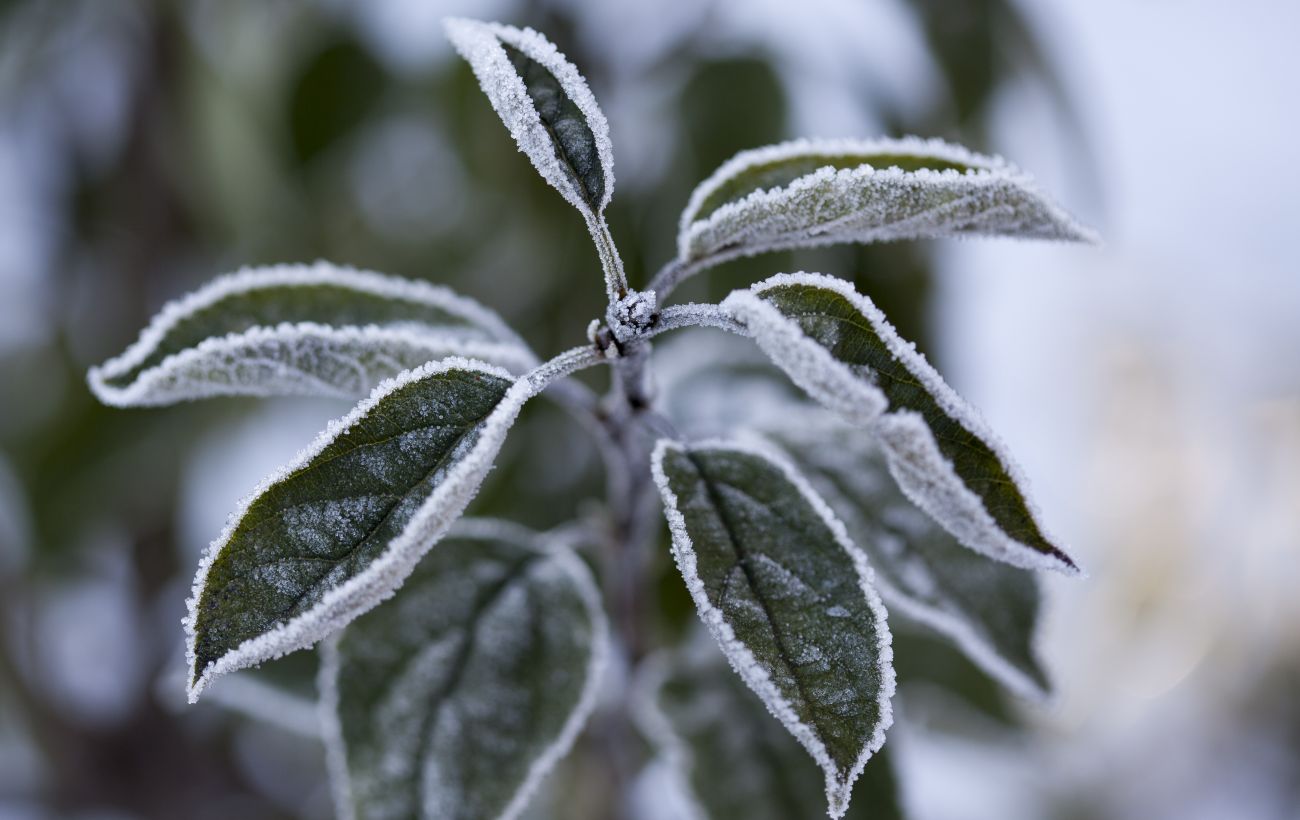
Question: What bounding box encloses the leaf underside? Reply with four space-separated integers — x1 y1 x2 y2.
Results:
104 276 498 391
656 441 892 816
732 276 1076 573
692 150 973 224
680 138 1093 262
653 637 903 820
502 43 605 211
325 528 599 820
190 366 514 688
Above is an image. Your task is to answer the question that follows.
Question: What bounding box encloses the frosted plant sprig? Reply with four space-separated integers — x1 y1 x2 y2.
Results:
88 16 1094 820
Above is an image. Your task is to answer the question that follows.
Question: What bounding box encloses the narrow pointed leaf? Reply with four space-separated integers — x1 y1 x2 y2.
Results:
766 416 1049 698
321 520 606 820
88 263 533 406
722 273 1079 576
679 136 1095 264
445 18 613 218
185 358 538 702
651 439 894 819
639 638 904 820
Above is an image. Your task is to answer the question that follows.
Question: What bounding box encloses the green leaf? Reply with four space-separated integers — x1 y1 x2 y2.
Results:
651 439 894 819
321 520 606 820
444 19 613 219
88 263 533 406
641 636 905 820
185 359 536 702
678 136 1095 264
722 273 1079 576
765 414 1050 698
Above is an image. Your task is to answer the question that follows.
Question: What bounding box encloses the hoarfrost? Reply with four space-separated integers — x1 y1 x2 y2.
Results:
443 18 614 217
184 348 601 703
319 522 607 820
758 412 1051 699
722 272 1079 576
678 136 1097 264
88 261 534 407
651 438 895 819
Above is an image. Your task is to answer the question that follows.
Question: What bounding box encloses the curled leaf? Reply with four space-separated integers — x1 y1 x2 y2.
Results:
722 273 1079 576
445 18 613 218
765 416 1050 698
88 263 532 406
679 136 1095 264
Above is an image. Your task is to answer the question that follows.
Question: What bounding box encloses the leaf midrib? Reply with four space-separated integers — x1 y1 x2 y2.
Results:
688 452 836 768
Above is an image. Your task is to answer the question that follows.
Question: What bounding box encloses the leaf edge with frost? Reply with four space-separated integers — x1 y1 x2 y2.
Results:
721 271 1080 577
88 261 532 405
678 136 1097 263
318 518 610 820
443 17 615 218
651 437 896 819
183 356 539 704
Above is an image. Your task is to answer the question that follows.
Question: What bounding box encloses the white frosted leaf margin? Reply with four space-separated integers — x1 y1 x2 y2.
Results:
444 18 614 217
90 322 536 406
318 520 609 820
183 347 602 703
88 261 532 404
678 136 1097 262
651 437 895 819
728 272 1079 576
719 289 887 424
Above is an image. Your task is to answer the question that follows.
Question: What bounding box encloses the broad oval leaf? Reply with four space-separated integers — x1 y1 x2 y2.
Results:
88 263 533 406
651 439 894 820
637 636 903 820
678 136 1095 264
185 358 537 702
445 18 613 219
765 415 1049 699
721 273 1079 576
321 520 606 820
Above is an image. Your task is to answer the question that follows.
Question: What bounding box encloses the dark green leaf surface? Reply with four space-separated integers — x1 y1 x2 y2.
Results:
322 524 603 820
678 136 1095 263
186 361 528 701
769 418 1049 697
648 637 904 820
723 273 1078 575
652 440 893 819
502 43 605 211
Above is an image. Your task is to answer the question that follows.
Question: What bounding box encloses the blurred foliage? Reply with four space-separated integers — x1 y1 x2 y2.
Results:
0 0 1094 816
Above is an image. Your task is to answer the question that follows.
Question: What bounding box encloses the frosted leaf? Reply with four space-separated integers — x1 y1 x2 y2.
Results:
444 18 614 219
651 439 895 820
722 273 1079 576
320 522 606 820
678 136 1096 264
88 262 533 407
761 413 1049 699
634 636 903 820
184 357 545 703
